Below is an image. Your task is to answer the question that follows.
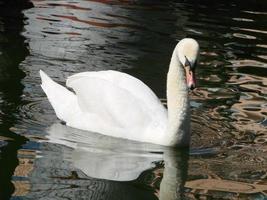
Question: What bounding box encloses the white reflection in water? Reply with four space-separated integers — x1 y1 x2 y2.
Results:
46 123 188 200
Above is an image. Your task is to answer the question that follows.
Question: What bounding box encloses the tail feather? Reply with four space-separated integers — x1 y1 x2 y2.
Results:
40 70 78 122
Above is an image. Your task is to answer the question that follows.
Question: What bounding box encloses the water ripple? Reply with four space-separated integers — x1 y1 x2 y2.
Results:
9 0 267 199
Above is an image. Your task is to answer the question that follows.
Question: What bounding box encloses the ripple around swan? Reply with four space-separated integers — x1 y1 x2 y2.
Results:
12 98 57 138
232 17 254 22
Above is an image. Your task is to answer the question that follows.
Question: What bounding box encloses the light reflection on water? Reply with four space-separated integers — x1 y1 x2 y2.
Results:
0 0 266 199
28 123 188 200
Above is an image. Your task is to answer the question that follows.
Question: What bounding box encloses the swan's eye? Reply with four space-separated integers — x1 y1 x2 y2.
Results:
184 56 191 68
184 56 196 71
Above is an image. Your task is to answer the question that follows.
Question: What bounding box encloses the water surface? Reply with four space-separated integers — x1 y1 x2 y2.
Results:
0 0 266 199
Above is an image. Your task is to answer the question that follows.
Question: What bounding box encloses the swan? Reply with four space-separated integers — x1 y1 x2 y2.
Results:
40 38 199 147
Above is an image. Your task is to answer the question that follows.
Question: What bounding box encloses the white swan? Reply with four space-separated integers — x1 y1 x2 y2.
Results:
40 38 199 147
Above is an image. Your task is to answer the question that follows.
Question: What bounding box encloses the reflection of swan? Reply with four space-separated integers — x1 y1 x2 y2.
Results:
46 123 189 200
159 150 188 200
47 123 165 181
40 38 199 146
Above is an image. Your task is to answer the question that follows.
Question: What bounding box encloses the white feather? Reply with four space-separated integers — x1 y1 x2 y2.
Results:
40 70 168 144
40 70 79 122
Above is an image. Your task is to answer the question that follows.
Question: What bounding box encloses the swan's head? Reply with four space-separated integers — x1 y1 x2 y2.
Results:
176 38 199 90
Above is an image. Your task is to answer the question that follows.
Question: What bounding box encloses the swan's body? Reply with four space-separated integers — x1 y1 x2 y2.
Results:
40 38 199 147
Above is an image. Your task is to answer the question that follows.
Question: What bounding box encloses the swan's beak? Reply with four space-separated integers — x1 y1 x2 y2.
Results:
185 68 196 90
184 56 196 90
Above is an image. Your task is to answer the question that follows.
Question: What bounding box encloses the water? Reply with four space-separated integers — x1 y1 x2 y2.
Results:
0 0 266 199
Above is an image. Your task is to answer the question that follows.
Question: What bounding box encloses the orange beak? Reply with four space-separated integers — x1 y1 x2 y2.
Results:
185 68 196 90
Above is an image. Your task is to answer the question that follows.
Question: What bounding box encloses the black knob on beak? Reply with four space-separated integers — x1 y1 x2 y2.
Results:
189 83 195 90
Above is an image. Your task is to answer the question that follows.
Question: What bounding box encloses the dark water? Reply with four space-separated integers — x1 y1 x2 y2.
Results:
0 0 266 199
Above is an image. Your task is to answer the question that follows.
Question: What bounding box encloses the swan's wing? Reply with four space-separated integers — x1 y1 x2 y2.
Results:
66 71 167 139
67 70 164 113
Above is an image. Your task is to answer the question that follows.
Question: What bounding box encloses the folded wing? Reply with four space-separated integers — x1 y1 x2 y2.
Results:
66 70 167 140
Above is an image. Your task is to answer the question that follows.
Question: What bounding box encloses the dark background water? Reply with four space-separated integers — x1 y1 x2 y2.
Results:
0 0 266 199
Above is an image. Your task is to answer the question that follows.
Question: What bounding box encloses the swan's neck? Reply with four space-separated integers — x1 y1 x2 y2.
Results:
166 52 190 146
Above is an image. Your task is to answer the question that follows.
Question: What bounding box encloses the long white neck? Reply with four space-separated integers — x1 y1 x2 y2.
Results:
165 50 190 146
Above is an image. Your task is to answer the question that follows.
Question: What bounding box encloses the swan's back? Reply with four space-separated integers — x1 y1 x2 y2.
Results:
67 71 165 115
41 70 168 143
